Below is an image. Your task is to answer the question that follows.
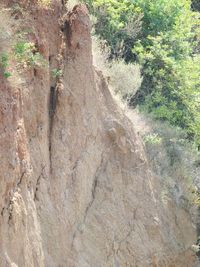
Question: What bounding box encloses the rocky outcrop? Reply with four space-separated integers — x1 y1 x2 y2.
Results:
0 1 199 266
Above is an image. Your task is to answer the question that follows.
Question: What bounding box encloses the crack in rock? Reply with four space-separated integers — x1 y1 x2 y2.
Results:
71 151 108 249
34 165 46 201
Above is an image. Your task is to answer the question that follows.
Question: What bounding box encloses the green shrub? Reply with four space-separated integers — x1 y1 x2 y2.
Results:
0 53 11 78
51 68 63 78
133 36 200 144
13 41 46 68
85 0 142 60
131 1 200 146
0 40 46 79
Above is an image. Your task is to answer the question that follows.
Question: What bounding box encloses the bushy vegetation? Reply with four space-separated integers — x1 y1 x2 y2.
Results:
92 36 142 100
51 68 63 78
13 40 46 68
108 60 142 99
139 115 200 212
0 53 11 78
0 20 46 79
85 0 142 60
0 39 46 77
85 0 200 147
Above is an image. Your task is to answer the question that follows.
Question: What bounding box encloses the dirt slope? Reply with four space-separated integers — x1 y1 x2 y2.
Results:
0 1 199 266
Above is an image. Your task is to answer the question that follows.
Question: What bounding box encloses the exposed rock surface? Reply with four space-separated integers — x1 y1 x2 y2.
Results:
0 1 199 266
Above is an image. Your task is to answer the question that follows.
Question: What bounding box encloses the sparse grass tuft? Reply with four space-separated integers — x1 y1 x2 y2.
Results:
52 68 63 78
37 0 52 8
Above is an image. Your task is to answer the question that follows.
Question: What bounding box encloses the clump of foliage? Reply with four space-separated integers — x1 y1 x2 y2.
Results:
85 0 200 146
0 53 11 78
0 38 46 78
51 68 62 78
131 1 200 145
85 0 142 60
13 40 46 68
0 30 47 78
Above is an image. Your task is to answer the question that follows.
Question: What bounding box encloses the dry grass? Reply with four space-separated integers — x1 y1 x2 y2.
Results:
108 60 142 100
0 7 15 53
37 0 52 8
67 0 80 10
92 36 142 103
132 111 200 215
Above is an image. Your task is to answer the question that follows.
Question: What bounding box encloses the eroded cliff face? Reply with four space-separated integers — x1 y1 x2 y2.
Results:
0 1 199 266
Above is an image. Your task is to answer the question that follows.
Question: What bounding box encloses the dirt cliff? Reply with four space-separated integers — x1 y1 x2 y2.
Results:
0 1 199 266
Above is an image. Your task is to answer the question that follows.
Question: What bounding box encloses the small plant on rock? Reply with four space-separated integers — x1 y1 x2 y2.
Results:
0 53 11 78
51 68 63 78
13 41 46 69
